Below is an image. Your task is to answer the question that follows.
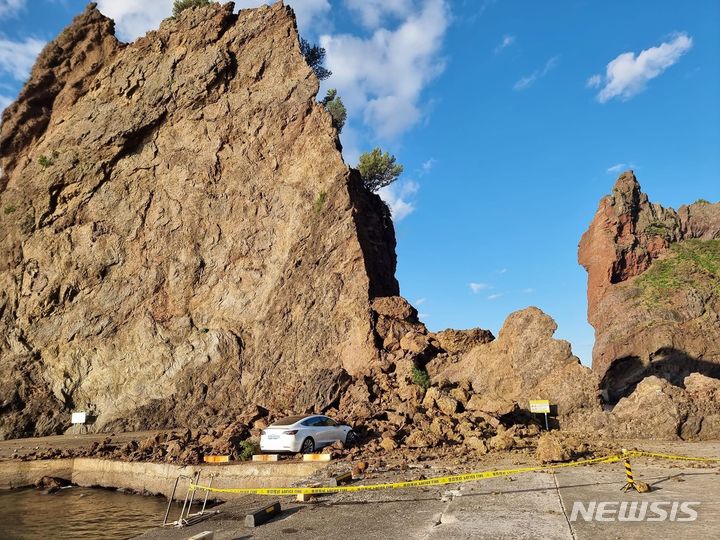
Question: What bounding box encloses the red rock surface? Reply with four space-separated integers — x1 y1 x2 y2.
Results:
579 171 720 402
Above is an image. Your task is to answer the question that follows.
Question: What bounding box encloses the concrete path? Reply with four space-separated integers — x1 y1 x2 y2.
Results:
139 459 720 540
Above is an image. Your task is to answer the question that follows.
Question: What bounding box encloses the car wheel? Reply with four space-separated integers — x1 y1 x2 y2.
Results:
300 437 315 454
345 430 358 446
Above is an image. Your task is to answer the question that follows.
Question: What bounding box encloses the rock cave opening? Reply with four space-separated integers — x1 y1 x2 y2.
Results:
600 348 720 406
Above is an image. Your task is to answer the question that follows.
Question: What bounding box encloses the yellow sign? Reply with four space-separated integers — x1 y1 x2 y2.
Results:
529 400 550 414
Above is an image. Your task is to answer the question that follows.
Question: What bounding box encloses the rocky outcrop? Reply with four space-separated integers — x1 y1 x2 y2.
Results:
579 172 720 402
427 307 601 422
589 374 720 440
0 2 398 438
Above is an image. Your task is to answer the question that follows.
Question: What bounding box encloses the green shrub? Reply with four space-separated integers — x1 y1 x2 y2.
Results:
411 366 431 390
644 222 669 237
314 191 327 213
3 205 16 215
695 199 711 205
357 148 403 193
322 89 347 133
238 439 260 461
38 150 59 168
173 0 211 17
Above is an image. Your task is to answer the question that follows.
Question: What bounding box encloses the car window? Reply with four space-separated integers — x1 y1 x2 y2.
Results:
322 417 338 426
300 416 321 427
273 415 310 426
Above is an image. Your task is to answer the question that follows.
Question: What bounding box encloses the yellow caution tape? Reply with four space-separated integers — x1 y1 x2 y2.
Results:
189 454 622 496
187 449 718 496
627 450 720 462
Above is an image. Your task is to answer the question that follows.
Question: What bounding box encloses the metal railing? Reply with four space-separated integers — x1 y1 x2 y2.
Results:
163 472 219 528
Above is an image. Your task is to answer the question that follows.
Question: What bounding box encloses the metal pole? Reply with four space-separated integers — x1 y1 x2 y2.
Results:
184 471 201 521
544 412 549 431
200 474 214 516
178 476 192 527
163 476 181 526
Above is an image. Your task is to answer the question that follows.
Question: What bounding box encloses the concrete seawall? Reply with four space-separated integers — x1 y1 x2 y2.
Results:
0 459 327 500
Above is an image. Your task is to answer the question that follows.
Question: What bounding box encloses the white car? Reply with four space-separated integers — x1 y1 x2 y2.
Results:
260 414 357 454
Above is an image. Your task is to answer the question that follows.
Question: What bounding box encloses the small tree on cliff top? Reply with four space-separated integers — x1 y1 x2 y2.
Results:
322 89 347 133
300 38 332 80
173 0 212 17
358 148 404 193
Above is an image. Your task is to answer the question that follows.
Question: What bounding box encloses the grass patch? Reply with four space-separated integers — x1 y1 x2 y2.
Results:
38 150 59 168
238 439 260 461
643 221 670 237
3 205 16 215
694 199 711 205
314 191 327 214
411 366 431 390
636 239 720 305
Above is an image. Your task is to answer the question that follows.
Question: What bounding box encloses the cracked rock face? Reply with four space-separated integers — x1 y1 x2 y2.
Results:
0 2 398 438
579 171 720 403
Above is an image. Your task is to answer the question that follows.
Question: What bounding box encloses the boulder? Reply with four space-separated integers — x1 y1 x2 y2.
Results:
535 433 573 463
432 328 494 354
464 436 489 454
405 430 433 448
489 430 516 452
429 308 601 421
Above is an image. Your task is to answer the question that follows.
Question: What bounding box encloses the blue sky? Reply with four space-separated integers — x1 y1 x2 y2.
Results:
1 0 719 365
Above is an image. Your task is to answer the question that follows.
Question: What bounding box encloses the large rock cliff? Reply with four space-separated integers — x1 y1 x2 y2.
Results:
0 2 398 438
579 171 720 403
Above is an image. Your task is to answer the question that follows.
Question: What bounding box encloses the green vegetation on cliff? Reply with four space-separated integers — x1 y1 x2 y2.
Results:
173 0 212 18
637 239 720 304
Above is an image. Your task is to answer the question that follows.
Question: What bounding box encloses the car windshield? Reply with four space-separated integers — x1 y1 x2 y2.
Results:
271 415 309 426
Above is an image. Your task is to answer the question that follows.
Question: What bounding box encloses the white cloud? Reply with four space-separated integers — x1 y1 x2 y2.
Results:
498 268 508 274
606 163 626 174
487 293 503 300
419 158 435 175
321 0 449 140
0 37 45 81
494 34 515 54
469 282 490 293
513 56 558 91
590 33 693 103
236 0 331 32
377 179 420 222
523 287 534 294
344 0 413 29
586 74 602 88
0 0 24 19
414 297 426 305
96 1 330 42
96 0 173 41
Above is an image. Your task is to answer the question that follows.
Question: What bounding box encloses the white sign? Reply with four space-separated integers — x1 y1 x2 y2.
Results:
71 412 87 424
529 400 550 414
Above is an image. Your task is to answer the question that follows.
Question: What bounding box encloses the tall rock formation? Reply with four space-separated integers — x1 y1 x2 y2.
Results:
0 2 398 438
579 171 720 402
427 307 600 421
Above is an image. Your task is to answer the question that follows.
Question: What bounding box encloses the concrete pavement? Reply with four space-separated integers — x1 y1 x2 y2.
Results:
139 458 720 540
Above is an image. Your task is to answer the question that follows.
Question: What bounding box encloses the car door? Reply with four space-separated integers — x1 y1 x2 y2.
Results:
304 416 329 445
318 416 341 445
322 417 343 444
